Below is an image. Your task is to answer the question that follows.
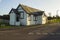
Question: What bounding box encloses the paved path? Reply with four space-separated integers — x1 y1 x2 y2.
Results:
0 23 60 40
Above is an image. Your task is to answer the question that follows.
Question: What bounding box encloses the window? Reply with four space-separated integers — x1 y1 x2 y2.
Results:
16 15 20 21
34 16 37 21
20 12 24 19
18 7 23 12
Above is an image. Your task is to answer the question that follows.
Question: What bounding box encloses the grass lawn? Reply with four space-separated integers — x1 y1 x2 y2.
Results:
48 19 60 23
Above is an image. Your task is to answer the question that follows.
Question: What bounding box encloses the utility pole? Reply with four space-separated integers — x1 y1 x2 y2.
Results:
56 10 59 16
56 10 59 19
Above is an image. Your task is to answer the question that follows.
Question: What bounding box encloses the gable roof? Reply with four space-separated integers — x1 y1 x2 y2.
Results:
9 4 45 16
17 4 44 15
9 8 19 15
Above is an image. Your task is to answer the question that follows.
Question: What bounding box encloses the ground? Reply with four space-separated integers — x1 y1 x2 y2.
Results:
0 23 60 40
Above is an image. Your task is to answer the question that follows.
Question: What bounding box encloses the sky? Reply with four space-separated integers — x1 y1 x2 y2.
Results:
0 0 60 16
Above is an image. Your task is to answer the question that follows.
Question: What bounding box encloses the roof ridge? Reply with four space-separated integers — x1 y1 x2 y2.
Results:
19 4 41 11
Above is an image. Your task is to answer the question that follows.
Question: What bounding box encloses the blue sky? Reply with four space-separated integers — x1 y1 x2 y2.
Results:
0 0 60 16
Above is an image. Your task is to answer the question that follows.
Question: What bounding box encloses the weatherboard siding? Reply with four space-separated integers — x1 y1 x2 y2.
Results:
15 22 20 26
42 14 47 24
27 14 35 25
36 16 42 24
19 12 27 25
18 6 27 25
30 15 35 25
27 15 43 25
9 12 16 25
9 4 47 26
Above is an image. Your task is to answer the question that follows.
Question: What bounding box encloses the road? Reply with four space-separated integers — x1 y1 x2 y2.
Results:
0 23 60 40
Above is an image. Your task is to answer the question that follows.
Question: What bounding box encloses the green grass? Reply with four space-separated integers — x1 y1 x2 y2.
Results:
0 24 20 29
0 26 16 29
48 19 60 23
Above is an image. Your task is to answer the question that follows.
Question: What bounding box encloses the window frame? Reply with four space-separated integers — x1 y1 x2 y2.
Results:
19 11 24 19
34 16 37 21
16 15 20 22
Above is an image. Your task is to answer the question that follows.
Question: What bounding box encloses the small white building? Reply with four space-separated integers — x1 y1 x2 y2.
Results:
9 4 47 26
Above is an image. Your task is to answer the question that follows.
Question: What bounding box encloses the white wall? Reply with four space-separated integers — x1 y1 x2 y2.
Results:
27 14 37 25
20 12 27 25
15 22 20 26
9 5 47 26
27 14 43 25
30 15 35 25
36 16 42 24
42 14 47 24
17 6 27 25
27 14 31 25
31 15 42 25
27 14 34 25
27 13 47 25
9 12 16 25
